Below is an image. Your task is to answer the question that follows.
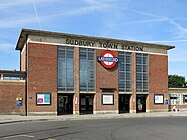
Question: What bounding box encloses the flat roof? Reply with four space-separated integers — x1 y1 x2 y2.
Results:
0 70 26 75
169 88 187 91
16 28 175 50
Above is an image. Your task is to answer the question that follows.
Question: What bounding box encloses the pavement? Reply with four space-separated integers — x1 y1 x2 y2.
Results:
0 111 187 124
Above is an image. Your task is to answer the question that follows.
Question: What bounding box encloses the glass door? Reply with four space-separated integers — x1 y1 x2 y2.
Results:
58 94 73 115
80 94 94 114
119 94 130 113
136 95 146 113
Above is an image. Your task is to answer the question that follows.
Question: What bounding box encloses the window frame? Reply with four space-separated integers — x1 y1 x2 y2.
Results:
118 51 132 92
136 53 149 92
58 46 74 91
79 48 95 92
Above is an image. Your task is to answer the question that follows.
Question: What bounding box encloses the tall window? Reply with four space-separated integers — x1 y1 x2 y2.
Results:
118 52 132 92
136 53 149 92
58 46 74 91
80 48 95 92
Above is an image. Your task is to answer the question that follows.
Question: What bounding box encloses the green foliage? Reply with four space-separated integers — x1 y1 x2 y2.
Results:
168 75 186 88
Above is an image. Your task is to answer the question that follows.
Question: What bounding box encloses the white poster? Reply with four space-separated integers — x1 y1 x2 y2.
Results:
102 94 114 105
154 94 164 104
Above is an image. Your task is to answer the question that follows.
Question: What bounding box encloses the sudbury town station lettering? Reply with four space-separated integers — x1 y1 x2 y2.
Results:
66 39 143 51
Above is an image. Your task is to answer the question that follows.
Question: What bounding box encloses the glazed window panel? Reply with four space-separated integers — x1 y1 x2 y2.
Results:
126 72 131 81
119 63 125 71
136 53 149 92
126 55 131 63
80 48 95 92
58 78 63 87
143 55 148 65
88 52 94 60
126 64 131 71
136 73 142 81
143 73 148 81
183 95 187 104
119 80 125 87
58 46 74 91
136 81 142 90
136 65 142 72
143 82 149 92
87 61 94 69
126 81 131 91
136 56 142 64
143 65 148 72
118 52 132 92
119 72 125 78
170 94 180 105
88 80 95 88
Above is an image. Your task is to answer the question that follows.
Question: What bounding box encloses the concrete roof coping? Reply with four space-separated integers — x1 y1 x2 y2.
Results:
16 28 175 50
169 88 187 91
0 70 26 75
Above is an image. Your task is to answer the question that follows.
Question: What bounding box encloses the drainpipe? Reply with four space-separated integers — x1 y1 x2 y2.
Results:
25 34 28 116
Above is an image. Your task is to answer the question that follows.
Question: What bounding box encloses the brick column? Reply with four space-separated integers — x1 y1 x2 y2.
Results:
73 47 80 115
146 94 150 112
130 52 136 113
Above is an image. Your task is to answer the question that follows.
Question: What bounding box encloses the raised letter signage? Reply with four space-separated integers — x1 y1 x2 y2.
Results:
65 39 144 52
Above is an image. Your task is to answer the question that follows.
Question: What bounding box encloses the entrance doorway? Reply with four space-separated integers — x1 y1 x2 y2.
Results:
58 94 73 115
119 94 130 113
136 95 147 113
80 94 94 114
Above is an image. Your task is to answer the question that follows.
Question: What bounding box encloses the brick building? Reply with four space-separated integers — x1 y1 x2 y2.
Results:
0 70 26 115
0 29 175 115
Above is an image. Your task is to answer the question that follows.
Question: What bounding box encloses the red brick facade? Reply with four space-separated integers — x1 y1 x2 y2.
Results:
0 81 25 115
95 50 119 113
22 43 170 115
27 43 57 115
149 54 169 111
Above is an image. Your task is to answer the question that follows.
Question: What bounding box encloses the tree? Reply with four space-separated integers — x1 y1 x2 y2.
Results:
168 75 186 88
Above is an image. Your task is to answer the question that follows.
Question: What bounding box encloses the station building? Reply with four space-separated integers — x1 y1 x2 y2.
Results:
0 29 175 115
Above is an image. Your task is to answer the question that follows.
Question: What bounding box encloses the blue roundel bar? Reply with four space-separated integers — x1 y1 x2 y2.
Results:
97 56 118 62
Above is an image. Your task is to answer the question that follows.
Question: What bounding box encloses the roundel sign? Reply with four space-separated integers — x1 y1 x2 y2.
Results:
97 50 118 69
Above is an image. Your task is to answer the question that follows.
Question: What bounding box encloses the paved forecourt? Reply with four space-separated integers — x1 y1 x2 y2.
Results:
1 111 187 124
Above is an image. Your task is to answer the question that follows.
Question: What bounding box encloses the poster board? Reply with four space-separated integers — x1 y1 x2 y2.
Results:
102 94 114 105
36 92 51 105
154 94 164 104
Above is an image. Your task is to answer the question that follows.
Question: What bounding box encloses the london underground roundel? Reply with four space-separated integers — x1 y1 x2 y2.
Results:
97 50 118 69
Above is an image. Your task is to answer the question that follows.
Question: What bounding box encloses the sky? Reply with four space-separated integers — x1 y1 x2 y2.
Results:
0 0 187 78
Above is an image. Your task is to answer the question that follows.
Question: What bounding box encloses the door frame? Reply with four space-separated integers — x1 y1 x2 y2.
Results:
57 93 73 115
136 94 147 113
80 94 94 114
119 94 130 113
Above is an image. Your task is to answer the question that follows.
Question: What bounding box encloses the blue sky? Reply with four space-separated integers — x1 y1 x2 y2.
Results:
0 0 187 78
